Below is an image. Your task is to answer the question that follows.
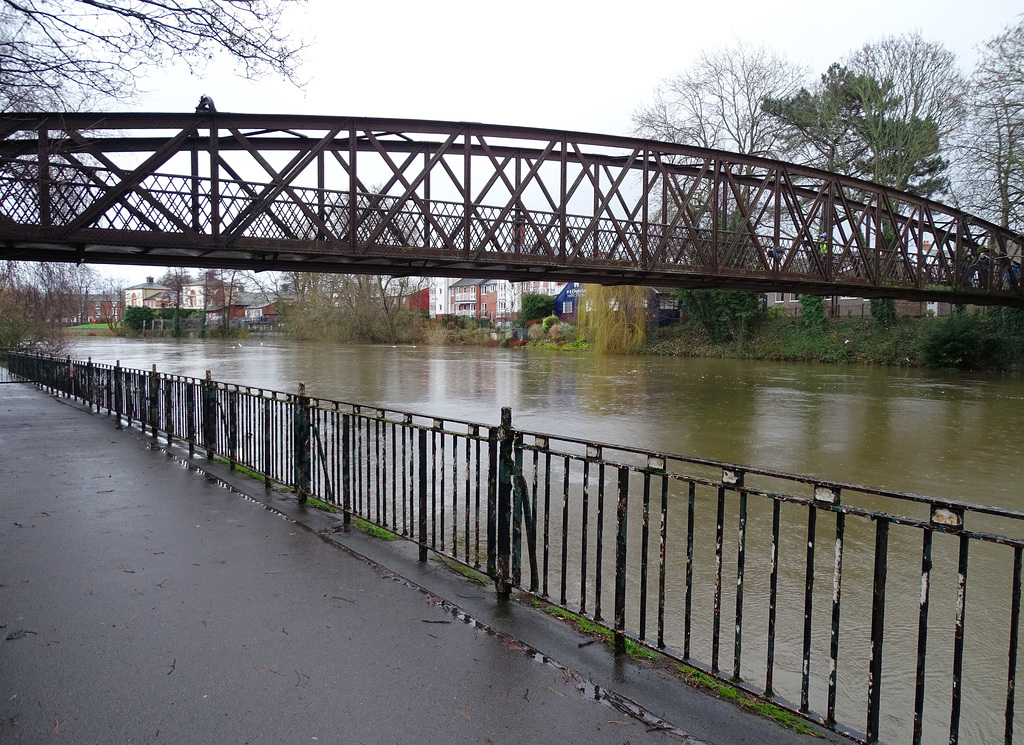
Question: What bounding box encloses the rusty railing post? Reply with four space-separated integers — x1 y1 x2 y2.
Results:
185 380 196 457
417 426 428 561
86 357 95 411
227 385 238 470
164 374 174 445
263 394 272 486
293 382 311 502
511 430 523 589
113 360 123 428
614 465 629 656
202 370 216 458
486 425 498 578
495 407 514 600
866 517 890 744
342 412 352 528
148 364 159 439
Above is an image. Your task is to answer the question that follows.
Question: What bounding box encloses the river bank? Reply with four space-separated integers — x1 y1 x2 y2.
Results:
65 307 1024 372
528 311 1024 371
645 315 934 366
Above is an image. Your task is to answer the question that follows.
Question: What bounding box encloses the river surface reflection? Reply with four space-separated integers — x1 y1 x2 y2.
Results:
73 336 1021 508
70 336 1023 744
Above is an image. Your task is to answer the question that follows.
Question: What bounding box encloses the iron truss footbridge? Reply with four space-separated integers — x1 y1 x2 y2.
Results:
1 111 1021 304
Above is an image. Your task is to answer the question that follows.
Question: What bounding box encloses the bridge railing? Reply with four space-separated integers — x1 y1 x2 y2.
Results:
7 350 1023 745
3 160 1021 298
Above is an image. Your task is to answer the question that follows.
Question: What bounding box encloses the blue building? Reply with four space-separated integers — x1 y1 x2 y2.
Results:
554 283 586 319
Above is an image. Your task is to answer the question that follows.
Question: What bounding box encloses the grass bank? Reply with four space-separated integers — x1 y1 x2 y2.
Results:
645 316 932 367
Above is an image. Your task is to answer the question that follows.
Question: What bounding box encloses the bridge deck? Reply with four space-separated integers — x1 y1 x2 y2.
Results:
1 112 1021 305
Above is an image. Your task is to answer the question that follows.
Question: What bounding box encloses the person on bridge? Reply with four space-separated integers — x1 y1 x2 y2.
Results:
978 251 991 288
514 216 526 250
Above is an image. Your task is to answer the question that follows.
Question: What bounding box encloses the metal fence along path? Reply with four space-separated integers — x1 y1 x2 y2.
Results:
6 350 1023 745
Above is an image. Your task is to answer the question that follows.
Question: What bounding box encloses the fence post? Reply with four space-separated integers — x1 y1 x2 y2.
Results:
342 413 352 528
418 427 427 562
114 361 123 428
486 426 498 578
263 395 273 486
495 407 514 600
293 382 311 503
148 364 159 439
164 374 174 445
228 386 238 470
866 517 890 744
202 370 216 458
614 466 630 656
86 357 94 411
186 381 196 457
511 430 523 588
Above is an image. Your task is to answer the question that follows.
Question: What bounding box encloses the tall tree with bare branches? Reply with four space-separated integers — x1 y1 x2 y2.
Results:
633 41 807 158
0 0 306 111
953 15 1024 234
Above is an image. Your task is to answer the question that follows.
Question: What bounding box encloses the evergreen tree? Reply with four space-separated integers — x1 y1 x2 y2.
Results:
518 293 555 325
674 289 763 344
765 64 948 197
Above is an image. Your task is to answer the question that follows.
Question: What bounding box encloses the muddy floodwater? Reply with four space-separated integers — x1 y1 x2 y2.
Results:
71 336 1024 744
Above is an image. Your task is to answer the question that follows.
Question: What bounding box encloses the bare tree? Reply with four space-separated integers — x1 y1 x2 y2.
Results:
0 0 306 111
633 42 808 158
158 268 194 308
847 32 968 144
275 271 427 343
95 273 126 332
0 260 93 349
952 15 1024 234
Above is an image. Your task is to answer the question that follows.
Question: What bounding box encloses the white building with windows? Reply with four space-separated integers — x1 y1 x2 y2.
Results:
426 276 566 321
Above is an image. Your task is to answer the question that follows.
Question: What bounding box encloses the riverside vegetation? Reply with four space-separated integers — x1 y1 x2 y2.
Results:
507 290 1024 372
50 293 1024 372
5 272 1022 371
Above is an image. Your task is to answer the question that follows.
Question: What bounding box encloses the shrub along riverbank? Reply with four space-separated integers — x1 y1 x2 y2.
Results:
646 308 1024 371
507 307 1024 372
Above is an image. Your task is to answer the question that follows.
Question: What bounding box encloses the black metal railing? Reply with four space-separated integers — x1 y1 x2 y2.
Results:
6 350 1022 745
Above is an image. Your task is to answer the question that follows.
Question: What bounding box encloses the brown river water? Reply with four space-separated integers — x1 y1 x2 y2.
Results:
69 337 1023 744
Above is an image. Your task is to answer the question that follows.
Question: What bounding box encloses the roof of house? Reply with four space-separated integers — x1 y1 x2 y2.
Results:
236 290 297 307
125 280 170 291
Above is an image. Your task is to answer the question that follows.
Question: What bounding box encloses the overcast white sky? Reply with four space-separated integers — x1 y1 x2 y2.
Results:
102 0 1022 282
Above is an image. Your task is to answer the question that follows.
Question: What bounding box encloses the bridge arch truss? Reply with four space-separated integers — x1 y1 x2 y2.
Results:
0 112 1021 305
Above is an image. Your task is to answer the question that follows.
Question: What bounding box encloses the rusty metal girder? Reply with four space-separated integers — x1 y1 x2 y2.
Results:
0 111 1021 305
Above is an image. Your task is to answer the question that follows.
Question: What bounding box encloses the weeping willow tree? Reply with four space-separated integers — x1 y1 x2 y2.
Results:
577 285 648 354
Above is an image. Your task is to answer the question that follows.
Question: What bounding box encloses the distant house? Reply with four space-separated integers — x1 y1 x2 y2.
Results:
646 288 681 327
448 278 483 318
124 277 173 309
399 287 430 313
182 272 246 311
241 291 295 326
564 284 680 327
765 293 954 318
554 283 586 319
520 280 566 298
86 294 122 324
